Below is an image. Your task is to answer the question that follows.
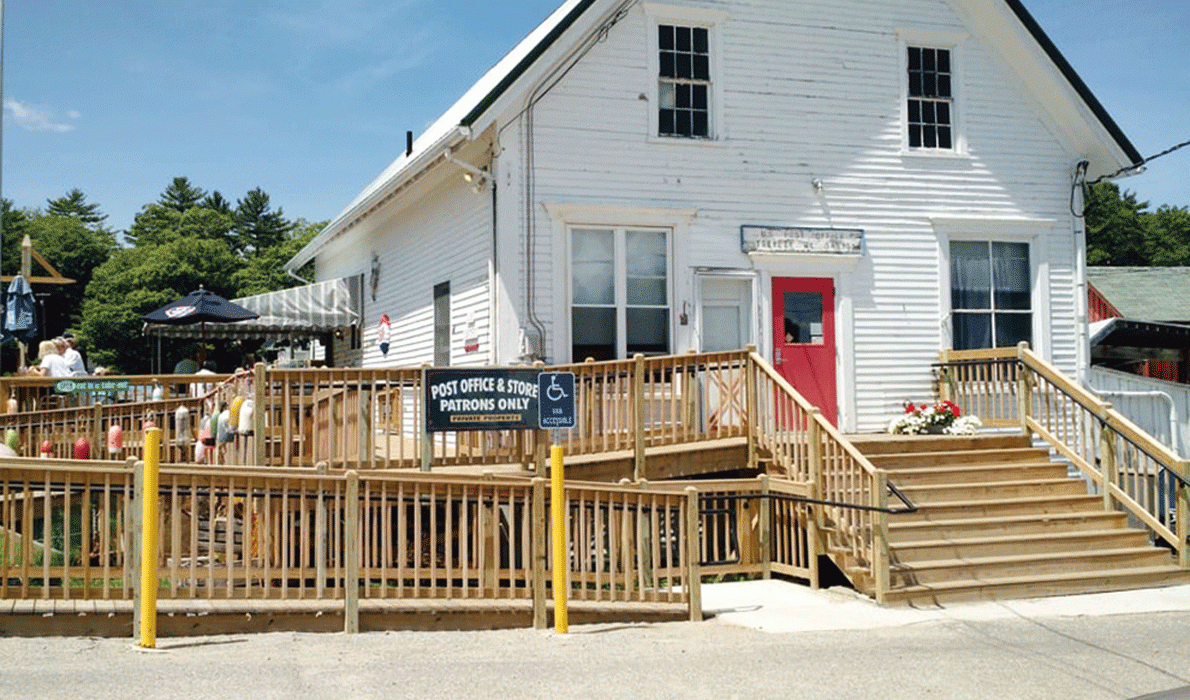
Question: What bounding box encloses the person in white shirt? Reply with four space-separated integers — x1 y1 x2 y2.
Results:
60 335 86 376
29 340 71 378
61 333 87 376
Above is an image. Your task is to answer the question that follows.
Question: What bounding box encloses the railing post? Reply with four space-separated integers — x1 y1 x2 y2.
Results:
684 486 702 622
253 363 266 466
315 462 329 598
344 470 360 634
807 408 823 589
1178 460 1190 568
758 474 771 579
633 354 646 482
531 477 548 629
1098 413 1117 512
419 365 432 473
937 348 951 403
92 403 104 461
873 469 890 606
1016 342 1032 437
745 347 758 471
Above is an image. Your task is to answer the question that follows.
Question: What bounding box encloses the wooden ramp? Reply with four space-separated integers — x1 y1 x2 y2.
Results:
851 433 1190 606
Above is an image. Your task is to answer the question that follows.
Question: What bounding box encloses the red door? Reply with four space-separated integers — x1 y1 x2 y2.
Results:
772 277 837 424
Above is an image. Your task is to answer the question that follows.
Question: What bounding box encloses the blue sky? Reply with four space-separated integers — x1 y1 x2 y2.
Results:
2 0 1186 234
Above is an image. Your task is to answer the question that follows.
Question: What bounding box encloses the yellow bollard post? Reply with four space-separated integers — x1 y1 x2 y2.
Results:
550 443 567 633
140 427 161 648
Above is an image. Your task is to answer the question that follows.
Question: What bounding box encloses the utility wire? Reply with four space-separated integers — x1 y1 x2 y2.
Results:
1088 138 1190 185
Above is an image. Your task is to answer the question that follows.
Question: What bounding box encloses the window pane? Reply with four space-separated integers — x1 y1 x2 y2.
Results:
675 110 691 136
675 53 692 79
693 55 710 81
692 111 708 137
675 26 691 51
908 47 921 71
783 292 823 345
995 312 1032 348
954 312 992 350
627 231 666 276
659 109 675 134
692 27 708 53
572 228 614 305
658 25 673 50
676 83 690 109
937 49 950 73
573 307 616 362
660 52 675 78
950 241 991 309
937 127 952 150
992 242 1031 310
703 307 741 352
627 307 669 355
659 82 676 109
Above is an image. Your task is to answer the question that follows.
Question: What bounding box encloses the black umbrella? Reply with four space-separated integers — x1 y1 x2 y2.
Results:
142 287 258 365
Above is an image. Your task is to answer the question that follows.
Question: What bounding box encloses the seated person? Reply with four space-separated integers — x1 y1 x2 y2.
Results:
28 340 72 378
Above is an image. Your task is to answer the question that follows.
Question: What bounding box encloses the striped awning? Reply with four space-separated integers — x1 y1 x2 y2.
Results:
143 278 360 341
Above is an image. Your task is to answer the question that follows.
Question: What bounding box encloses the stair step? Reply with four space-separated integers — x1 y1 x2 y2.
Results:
890 529 1151 562
897 477 1088 503
895 494 1103 521
889 511 1129 542
889 547 1171 586
847 433 1032 455
883 461 1068 486
868 447 1052 468
883 565 1190 606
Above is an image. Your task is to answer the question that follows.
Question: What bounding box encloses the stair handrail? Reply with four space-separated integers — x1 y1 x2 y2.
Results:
1014 344 1190 566
746 351 906 601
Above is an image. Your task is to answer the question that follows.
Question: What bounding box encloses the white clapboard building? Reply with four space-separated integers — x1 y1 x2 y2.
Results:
286 0 1141 432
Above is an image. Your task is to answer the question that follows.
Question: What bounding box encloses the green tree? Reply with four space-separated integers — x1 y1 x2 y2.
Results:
1085 182 1150 266
81 237 240 373
1145 204 1190 266
234 188 295 257
233 220 322 296
0 199 32 278
45 189 108 228
202 191 233 217
159 176 206 212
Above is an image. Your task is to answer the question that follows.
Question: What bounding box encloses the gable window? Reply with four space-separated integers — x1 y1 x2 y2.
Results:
907 46 953 149
658 24 710 137
950 241 1031 350
571 227 671 361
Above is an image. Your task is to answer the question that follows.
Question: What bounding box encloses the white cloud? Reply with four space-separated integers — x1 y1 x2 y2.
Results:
67 110 81 120
5 99 75 132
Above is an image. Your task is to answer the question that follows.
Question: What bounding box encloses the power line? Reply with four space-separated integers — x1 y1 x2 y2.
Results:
1088 138 1190 185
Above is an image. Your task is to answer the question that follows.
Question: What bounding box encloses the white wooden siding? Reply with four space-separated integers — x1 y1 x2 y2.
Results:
510 0 1086 429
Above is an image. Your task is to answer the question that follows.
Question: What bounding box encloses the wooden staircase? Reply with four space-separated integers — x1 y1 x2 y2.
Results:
850 433 1190 606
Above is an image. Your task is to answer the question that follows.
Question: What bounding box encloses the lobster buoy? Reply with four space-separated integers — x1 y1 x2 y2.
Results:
228 396 244 430
200 415 214 447
73 437 91 460
151 382 164 402
5 428 18 453
107 424 123 455
237 399 254 436
217 408 234 444
40 440 53 458
175 405 191 445
6 397 16 414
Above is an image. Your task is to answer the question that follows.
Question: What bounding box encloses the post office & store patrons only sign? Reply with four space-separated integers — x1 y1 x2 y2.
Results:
425 368 540 431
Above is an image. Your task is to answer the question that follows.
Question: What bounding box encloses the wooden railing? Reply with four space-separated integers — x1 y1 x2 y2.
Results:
936 343 1190 566
748 352 892 601
0 458 701 624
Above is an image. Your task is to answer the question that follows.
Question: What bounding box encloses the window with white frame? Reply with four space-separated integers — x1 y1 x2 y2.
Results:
658 24 711 138
950 241 1032 350
907 46 953 150
571 227 671 361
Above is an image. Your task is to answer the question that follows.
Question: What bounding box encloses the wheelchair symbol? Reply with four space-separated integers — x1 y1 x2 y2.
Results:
546 375 569 402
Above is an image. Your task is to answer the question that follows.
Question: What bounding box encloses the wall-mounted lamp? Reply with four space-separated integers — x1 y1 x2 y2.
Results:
445 149 490 193
811 177 824 193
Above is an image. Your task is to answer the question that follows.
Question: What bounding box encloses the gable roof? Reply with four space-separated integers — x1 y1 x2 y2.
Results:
288 0 1143 271
1088 267 1190 323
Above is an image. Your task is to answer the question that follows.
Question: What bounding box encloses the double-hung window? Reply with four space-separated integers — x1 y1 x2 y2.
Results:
950 241 1032 350
907 46 953 150
571 227 671 362
658 24 711 138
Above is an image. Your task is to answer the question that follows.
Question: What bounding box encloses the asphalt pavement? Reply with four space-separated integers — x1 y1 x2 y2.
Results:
4 580 1190 699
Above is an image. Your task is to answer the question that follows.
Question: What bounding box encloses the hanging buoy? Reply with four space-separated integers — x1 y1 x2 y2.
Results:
39 440 53 458
217 408 234 444
175 405 191 445
73 437 91 460
229 396 244 429
107 424 123 455
237 399 255 436
6 397 16 414
200 415 214 447
151 381 164 402
5 429 19 453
